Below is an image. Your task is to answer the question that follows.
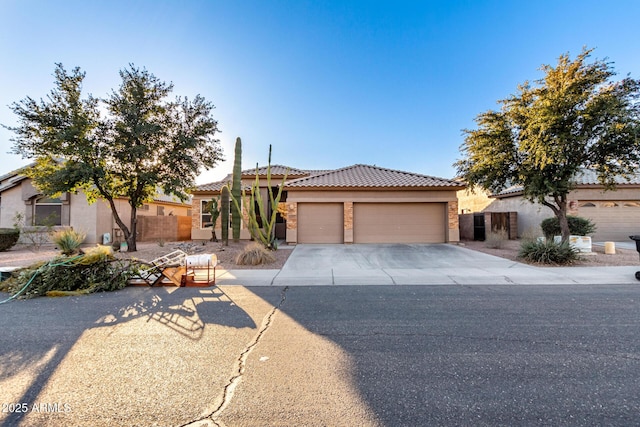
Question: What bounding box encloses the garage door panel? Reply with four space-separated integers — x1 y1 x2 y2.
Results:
580 201 640 241
298 203 344 243
354 203 445 243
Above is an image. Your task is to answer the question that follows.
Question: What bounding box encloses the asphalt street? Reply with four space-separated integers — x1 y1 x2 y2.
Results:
1 284 640 426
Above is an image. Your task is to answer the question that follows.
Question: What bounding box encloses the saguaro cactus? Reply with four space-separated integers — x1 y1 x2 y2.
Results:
206 196 221 242
231 145 287 250
231 137 242 242
221 185 230 246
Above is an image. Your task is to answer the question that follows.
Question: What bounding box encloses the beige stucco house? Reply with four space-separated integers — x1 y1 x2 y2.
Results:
458 170 640 241
191 164 464 244
0 167 191 244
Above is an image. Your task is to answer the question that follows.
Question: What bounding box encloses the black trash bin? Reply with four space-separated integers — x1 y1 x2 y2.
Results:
628 235 640 280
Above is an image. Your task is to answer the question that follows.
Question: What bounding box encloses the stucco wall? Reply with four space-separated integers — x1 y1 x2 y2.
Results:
69 193 100 244
480 198 551 238
456 188 493 213
485 187 640 240
0 185 23 228
286 189 460 243
190 192 251 241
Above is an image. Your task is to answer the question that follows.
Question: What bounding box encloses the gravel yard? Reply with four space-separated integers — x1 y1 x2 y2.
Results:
460 239 639 267
1 239 638 270
0 240 292 269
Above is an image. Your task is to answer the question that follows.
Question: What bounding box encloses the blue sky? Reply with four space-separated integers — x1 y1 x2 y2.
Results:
1 0 639 184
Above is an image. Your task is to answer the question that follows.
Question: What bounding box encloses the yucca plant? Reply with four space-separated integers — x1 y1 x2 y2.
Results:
518 239 579 265
51 228 86 255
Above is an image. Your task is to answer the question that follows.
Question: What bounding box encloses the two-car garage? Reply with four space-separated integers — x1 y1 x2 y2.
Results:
295 201 449 244
286 164 464 245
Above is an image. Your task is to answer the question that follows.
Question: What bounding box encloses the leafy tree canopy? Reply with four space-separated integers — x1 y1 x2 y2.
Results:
6 63 223 250
455 48 640 241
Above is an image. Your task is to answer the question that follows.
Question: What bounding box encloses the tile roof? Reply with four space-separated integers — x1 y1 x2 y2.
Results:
285 164 464 189
576 169 640 185
241 165 310 177
193 180 230 192
492 169 640 197
0 163 34 192
193 166 331 192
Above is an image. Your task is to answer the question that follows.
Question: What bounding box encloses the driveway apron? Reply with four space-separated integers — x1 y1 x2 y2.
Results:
273 244 640 286
275 244 519 286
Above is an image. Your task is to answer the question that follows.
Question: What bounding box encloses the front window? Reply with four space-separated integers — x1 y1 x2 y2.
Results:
201 200 213 228
34 197 62 226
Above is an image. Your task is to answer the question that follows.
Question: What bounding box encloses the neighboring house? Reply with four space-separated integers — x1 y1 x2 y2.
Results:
0 166 192 244
457 169 640 241
191 164 464 244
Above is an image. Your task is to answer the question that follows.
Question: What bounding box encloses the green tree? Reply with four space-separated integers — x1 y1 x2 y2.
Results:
231 137 242 242
6 64 223 251
455 48 640 243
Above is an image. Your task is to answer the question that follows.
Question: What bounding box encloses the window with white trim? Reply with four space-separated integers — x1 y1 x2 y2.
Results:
201 200 213 228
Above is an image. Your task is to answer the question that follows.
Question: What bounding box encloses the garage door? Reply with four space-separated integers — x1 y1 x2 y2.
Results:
579 201 640 241
354 203 446 243
297 203 344 243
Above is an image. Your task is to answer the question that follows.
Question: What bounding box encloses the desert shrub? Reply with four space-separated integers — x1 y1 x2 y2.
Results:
2 245 134 299
518 239 580 265
51 228 86 255
0 228 20 252
235 242 276 266
540 216 596 238
485 229 508 249
12 213 52 251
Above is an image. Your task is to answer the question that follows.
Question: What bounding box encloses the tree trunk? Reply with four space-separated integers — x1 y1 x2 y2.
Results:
127 206 138 252
542 194 570 244
103 195 135 251
557 208 571 244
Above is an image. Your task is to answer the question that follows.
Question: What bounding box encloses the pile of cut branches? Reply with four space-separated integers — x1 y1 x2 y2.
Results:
0 246 140 299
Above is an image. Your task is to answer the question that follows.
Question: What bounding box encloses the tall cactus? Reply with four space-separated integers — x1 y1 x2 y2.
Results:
206 196 221 242
231 145 287 250
231 137 242 242
221 185 230 246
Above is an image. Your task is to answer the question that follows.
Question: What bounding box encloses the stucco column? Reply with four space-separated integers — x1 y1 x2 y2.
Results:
448 201 460 242
286 202 298 244
344 201 353 243
192 198 201 229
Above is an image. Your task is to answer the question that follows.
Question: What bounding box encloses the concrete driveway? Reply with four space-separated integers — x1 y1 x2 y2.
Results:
281 243 511 270
274 244 522 286
269 243 640 286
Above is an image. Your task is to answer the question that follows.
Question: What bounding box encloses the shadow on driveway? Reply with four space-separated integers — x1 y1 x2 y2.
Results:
0 286 257 426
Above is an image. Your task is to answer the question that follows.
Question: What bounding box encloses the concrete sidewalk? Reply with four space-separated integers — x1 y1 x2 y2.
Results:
215 244 640 287
216 264 640 286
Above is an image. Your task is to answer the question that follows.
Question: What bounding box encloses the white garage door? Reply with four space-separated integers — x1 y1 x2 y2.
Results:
353 203 446 243
297 203 344 243
579 201 640 241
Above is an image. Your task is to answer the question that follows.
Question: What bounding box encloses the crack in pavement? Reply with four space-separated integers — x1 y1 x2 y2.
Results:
181 286 289 427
